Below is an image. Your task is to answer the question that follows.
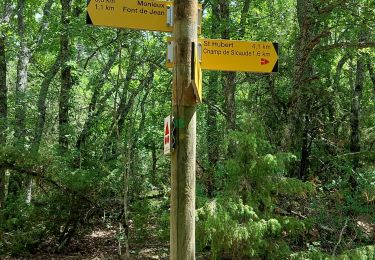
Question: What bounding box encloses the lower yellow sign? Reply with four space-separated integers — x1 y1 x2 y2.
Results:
200 39 278 73
87 0 172 32
167 38 279 73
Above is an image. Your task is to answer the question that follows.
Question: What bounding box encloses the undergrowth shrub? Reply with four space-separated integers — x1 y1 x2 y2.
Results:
0 197 47 255
0 147 105 255
196 118 315 259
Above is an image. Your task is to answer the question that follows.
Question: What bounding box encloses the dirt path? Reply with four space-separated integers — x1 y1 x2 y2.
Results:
3 226 169 260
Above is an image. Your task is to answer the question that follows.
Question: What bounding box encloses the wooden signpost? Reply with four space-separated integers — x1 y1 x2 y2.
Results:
86 0 279 258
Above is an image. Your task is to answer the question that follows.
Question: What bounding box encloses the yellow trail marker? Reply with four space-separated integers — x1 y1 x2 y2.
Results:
167 38 279 73
87 0 173 32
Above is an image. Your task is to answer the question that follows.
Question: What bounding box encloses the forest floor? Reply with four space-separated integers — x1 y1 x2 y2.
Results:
4 225 170 260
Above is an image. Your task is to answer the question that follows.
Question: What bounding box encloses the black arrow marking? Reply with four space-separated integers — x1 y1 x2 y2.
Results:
86 0 93 25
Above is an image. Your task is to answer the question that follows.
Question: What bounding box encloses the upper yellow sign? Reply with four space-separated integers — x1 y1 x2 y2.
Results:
200 39 279 73
87 0 172 32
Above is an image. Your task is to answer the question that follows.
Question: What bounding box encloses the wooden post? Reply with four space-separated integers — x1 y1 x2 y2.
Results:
170 0 197 259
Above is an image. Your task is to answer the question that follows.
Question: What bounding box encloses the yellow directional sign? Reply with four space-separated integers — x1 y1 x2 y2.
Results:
166 38 279 73
191 42 202 102
200 38 278 73
87 0 173 32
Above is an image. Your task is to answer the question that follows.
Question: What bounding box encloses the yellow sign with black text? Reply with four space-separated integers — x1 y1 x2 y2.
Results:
166 38 279 73
200 38 278 73
87 0 173 32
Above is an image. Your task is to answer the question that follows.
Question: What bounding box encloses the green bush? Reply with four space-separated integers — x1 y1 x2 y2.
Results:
0 197 48 255
197 198 296 259
196 119 314 259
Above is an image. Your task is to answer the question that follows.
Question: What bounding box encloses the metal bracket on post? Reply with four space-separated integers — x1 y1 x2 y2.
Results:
198 42 202 63
167 40 174 64
197 6 202 33
167 5 174 27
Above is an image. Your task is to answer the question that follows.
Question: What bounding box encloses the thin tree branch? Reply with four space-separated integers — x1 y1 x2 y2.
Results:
317 42 375 51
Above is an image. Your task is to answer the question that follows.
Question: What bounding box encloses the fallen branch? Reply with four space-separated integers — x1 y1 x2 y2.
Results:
2 160 102 210
332 217 349 256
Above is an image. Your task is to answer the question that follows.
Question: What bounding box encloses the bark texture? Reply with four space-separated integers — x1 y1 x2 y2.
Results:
366 58 375 101
219 0 250 156
76 49 119 152
205 73 219 197
204 1 221 198
0 34 5 208
58 0 73 152
0 26 7 146
33 53 63 151
14 0 30 147
0 2 11 208
219 0 237 157
350 55 365 173
289 0 322 178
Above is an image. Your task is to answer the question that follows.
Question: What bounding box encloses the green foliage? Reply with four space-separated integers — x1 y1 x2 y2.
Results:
338 245 375 260
223 118 314 212
290 245 375 259
197 198 301 259
0 147 107 255
196 119 314 259
0 197 47 255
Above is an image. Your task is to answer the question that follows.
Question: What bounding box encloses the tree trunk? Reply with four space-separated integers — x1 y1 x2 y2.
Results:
14 0 29 147
14 0 33 204
32 53 63 151
332 54 350 140
287 0 317 178
151 141 157 177
75 49 119 153
120 136 131 258
205 72 219 197
204 1 221 198
350 53 365 181
105 49 139 156
366 58 375 101
299 114 311 179
0 2 14 208
58 0 72 153
0 22 7 147
219 0 237 157
239 0 251 38
219 0 250 157
0 17 7 209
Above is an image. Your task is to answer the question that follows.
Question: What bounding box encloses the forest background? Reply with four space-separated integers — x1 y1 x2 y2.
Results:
0 0 374 259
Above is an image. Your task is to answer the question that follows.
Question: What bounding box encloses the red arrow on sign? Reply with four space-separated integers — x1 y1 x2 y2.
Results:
261 58 269 65
164 121 170 145
165 123 169 135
